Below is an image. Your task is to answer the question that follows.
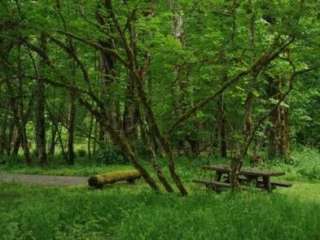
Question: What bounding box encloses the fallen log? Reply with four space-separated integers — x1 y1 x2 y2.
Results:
88 170 142 188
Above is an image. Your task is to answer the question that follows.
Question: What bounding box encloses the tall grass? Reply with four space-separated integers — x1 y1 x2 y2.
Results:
0 148 319 239
267 147 320 181
0 183 319 240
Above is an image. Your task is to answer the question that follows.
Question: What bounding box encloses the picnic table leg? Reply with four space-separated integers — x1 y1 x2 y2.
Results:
262 176 272 192
215 172 222 181
246 175 258 187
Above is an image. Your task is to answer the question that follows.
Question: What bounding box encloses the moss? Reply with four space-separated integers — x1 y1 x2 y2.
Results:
88 170 141 188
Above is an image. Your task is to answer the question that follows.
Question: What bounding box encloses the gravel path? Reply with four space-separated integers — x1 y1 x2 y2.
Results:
0 172 88 187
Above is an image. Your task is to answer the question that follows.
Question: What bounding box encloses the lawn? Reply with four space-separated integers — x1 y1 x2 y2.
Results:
0 179 319 240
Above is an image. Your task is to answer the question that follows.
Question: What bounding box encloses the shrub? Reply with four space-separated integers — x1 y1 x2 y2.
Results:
0 155 23 166
93 145 129 165
292 148 320 180
77 149 87 157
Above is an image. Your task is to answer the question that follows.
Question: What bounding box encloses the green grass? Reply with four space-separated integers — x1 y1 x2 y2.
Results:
0 182 319 240
1 148 319 183
0 147 319 239
0 163 133 176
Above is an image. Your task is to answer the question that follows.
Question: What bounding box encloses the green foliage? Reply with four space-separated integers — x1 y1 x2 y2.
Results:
257 148 320 182
77 149 87 158
1 0 320 165
0 155 23 167
94 145 130 165
291 148 320 180
0 147 319 183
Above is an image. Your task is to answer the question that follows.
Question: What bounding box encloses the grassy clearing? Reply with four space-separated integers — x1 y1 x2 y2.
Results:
0 148 319 239
0 182 319 240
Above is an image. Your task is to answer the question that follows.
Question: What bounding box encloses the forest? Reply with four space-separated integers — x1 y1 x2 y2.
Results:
0 0 320 239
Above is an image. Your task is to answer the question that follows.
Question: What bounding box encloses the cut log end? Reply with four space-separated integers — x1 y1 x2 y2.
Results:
88 176 104 188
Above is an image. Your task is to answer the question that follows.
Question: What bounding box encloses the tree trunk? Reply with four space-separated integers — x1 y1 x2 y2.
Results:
87 112 94 160
35 32 47 165
57 124 68 162
244 92 254 142
3 59 32 163
67 89 76 165
17 45 32 164
140 115 174 192
123 75 139 141
279 106 290 160
7 119 15 155
217 94 227 158
12 128 20 156
0 113 8 155
93 119 98 155
49 122 57 157
243 0 256 155
96 5 119 142
123 16 139 141
80 97 160 192
266 75 290 160
169 0 198 155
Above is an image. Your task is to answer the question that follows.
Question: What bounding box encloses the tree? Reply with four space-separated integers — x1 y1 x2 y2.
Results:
1 0 320 194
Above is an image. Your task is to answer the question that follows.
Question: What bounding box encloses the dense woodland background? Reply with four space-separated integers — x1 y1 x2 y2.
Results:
1 0 320 194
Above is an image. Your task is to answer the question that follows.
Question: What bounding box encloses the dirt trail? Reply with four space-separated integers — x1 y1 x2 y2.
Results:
0 172 88 187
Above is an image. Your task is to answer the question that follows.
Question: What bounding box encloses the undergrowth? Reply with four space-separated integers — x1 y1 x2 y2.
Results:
0 147 319 182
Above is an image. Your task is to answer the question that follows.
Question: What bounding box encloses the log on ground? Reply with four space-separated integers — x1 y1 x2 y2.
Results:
88 170 142 188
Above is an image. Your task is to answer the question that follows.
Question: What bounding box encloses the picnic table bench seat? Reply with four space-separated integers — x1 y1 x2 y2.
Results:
194 164 292 192
237 176 292 188
193 179 232 192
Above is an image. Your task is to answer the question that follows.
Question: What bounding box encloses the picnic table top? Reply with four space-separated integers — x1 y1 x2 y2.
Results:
202 164 285 177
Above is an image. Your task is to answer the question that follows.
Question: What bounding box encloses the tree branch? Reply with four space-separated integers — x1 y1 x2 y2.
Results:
167 37 295 134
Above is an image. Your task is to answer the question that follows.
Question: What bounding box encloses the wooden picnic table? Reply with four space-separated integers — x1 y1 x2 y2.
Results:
194 164 291 192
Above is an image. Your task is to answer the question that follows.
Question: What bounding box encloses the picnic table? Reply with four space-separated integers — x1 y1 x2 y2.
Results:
194 164 292 192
